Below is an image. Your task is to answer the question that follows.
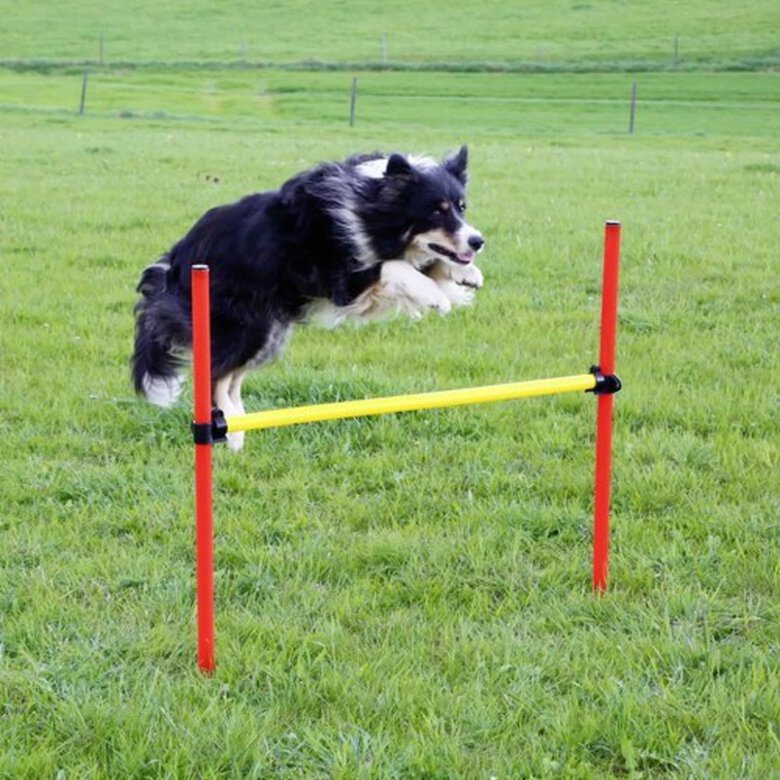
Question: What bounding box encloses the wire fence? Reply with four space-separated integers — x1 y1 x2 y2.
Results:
0 65 777 138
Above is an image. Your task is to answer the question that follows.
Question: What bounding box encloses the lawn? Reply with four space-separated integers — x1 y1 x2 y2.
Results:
1 0 778 68
1 3 778 777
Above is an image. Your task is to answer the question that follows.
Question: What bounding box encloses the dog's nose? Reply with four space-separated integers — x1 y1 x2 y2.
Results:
468 234 485 252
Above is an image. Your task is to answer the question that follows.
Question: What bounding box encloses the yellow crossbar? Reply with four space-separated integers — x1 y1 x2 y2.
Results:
226 373 597 434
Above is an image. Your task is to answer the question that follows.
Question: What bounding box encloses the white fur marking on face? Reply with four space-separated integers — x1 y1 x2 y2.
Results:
458 224 484 250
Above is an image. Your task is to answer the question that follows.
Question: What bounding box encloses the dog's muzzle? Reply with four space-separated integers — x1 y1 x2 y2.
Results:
428 232 485 265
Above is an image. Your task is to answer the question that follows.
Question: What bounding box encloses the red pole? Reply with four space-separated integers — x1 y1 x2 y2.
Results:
593 221 621 593
192 265 215 672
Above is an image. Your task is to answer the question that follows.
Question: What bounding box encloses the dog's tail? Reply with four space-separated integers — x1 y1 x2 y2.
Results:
131 258 190 407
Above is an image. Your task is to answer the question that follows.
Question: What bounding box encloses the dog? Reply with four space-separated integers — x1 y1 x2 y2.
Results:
132 145 485 450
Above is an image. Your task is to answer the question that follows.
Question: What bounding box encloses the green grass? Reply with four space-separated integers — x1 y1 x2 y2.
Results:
1 0 778 68
1 69 778 139
1 3 779 776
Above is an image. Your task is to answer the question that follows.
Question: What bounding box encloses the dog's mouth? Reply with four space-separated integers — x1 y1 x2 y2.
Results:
428 243 474 265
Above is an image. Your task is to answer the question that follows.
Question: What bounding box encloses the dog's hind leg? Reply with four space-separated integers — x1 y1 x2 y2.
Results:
212 324 290 452
214 372 245 452
228 369 248 416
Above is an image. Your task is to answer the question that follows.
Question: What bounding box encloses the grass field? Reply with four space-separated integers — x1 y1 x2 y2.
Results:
1 2 779 777
2 69 779 140
1 0 779 68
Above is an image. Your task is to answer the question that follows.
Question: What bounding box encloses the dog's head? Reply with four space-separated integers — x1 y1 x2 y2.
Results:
356 146 485 268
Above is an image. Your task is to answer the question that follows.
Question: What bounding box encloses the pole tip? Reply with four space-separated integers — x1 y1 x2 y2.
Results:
192 264 209 271
605 220 621 227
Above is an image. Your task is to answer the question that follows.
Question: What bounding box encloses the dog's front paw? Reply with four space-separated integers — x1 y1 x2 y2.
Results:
436 280 476 308
380 260 452 317
397 285 452 320
450 263 484 289
407 283 452 316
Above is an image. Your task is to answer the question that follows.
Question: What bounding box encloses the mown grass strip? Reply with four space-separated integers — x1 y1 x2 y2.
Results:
2 52 780 75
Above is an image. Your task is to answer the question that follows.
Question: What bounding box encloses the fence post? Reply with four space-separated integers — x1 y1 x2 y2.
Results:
628 81 637 134
79 71 89 115
349 77 358 127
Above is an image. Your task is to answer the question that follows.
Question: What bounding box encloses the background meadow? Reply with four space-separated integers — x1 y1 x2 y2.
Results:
1 1 778 776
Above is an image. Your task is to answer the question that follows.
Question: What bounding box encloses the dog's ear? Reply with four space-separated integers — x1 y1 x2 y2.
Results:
385 153 416 180
444 145 469 184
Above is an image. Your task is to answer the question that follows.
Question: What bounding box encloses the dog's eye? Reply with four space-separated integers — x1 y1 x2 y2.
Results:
456 200 467 213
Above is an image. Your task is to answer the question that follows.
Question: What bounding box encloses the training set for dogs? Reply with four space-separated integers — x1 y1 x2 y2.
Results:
132 146 485 449
130 147 623 671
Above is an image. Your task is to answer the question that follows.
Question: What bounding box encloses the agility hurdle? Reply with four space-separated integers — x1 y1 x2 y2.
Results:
190 221 622 673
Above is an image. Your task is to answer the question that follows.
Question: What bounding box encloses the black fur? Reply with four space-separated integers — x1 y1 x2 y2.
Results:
131 146 475 401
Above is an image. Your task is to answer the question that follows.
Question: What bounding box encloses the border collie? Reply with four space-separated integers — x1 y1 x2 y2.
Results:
132 145 485 450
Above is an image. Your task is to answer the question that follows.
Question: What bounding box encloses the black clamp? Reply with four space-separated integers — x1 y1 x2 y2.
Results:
191 408 228 444
588 365 622 395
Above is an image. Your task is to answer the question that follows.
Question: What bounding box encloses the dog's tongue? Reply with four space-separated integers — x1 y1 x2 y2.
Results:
457 251 475 264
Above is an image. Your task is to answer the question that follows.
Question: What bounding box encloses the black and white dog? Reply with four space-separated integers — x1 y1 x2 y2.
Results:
132 146 485 450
